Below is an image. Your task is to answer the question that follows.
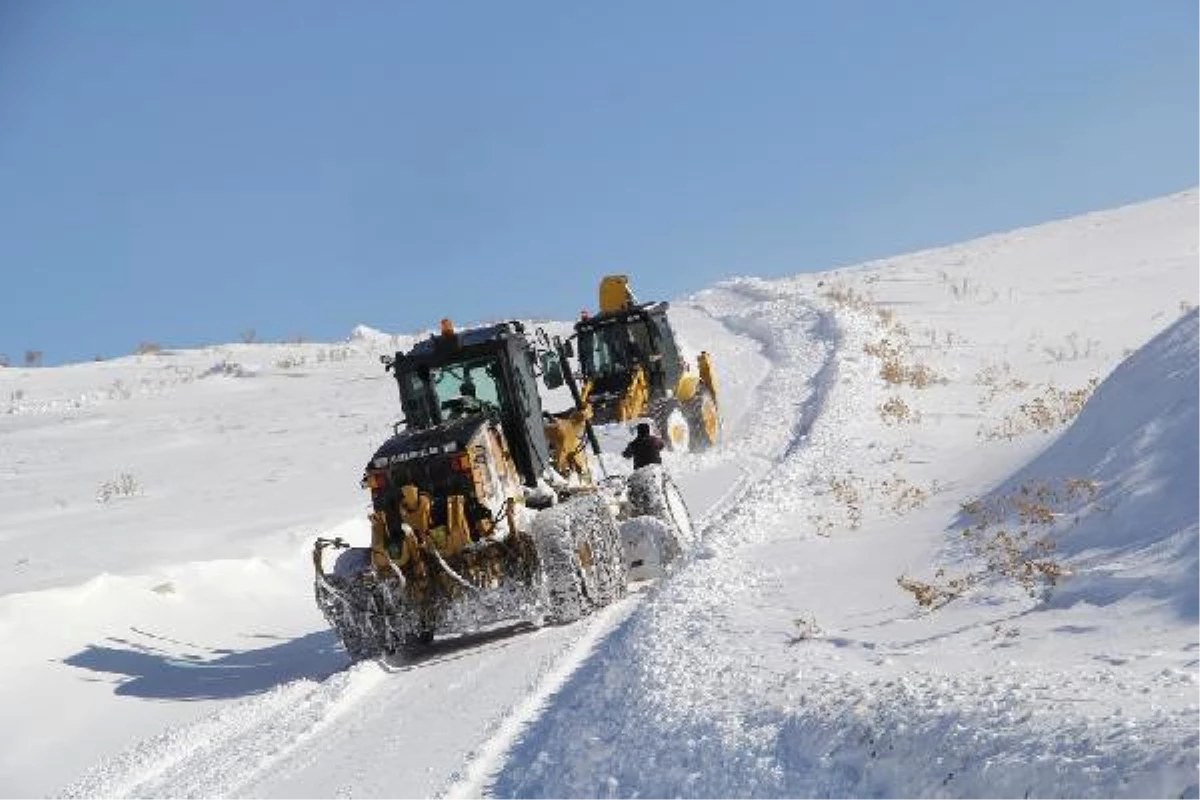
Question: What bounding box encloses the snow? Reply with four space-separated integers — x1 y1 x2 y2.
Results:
1 190 1196 798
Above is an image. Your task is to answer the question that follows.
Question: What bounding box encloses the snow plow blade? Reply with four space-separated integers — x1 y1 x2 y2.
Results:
313 530 542 661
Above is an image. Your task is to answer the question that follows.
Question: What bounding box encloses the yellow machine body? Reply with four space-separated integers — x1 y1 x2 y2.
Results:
578 275 722 450
598 275 636 313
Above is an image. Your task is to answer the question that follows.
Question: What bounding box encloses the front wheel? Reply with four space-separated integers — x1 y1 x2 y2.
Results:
532 493 627 624
651 399 691 452
626 465 697 559
619 515 675 580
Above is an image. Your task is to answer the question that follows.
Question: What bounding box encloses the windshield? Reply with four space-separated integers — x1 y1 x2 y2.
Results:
400 354 506 427
578 318 652 378
428 356 503 409
427 355 501 419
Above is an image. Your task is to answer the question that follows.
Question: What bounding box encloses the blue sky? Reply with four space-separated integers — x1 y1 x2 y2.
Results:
1 1 1196 365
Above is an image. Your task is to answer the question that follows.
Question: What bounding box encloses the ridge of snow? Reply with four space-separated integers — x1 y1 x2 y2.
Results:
983 310 1198 618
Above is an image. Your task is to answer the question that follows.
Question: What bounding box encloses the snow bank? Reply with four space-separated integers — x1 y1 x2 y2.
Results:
977 310 1198 618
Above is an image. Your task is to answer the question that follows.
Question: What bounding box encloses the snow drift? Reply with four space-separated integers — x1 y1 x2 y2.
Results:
980 310 1198 619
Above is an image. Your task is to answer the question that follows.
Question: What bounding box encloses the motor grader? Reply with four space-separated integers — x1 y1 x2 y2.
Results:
573 275 721 453
312 318 694 660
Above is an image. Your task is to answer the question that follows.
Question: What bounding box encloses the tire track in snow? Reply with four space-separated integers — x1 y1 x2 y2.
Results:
438 598 642 799
437 292 827 799
670 281 850 524
473 276 965 797
677 280 842 543
456 281 844 798
61 665 386 798
783 307 841 458
684 282 835 462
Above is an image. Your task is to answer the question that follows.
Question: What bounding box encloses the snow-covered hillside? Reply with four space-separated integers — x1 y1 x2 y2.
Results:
0 190 1196 798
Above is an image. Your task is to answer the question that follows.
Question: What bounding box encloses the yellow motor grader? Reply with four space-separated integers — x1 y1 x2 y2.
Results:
573 275 721 452
312 318 695 660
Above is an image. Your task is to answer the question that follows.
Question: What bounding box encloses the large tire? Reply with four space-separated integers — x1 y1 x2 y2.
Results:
532 493 627 624
588 500 628 608
651 399 691 452
683 385 720 451
626 465 697 560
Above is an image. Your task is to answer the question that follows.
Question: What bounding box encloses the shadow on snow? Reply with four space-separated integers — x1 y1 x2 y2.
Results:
381 621 539 673
63 621 542 700
62 629 347 700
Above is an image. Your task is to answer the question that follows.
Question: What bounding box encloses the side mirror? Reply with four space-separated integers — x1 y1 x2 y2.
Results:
541 352 565 389
392 419 407 435
381 354 395 372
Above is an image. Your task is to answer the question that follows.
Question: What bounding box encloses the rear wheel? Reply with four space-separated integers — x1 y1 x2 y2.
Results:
683 385 720 451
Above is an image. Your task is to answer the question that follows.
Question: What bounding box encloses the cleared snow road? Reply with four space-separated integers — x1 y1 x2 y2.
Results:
61 293 824 799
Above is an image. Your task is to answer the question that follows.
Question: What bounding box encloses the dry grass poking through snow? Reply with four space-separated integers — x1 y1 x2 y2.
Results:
823 281 944 427
879 396 921 425
1038 331 1101 363
898 477 1099 610
816 279 954 535
274 345 356 371
96 473 141 503
863 337 943 389
824 281 914 338
974 362 1030 407
822 273 1122 625
978 378 1101 440
821 282 876 314
810 472 942 536
877 473 937 513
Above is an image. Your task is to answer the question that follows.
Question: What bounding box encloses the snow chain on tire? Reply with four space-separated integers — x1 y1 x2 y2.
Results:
532 492 627 624
626 464 697 559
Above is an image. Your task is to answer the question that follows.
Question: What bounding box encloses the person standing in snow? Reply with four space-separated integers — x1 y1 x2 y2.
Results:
622 422 664 469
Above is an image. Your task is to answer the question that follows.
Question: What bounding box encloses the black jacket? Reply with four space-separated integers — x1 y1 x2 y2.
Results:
622 432 664 469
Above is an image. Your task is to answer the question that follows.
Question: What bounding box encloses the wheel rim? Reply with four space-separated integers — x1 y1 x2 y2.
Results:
701 395 719 443
666 407 690 451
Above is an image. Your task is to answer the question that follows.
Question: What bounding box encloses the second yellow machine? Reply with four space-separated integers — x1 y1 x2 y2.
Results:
574 275 721 452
